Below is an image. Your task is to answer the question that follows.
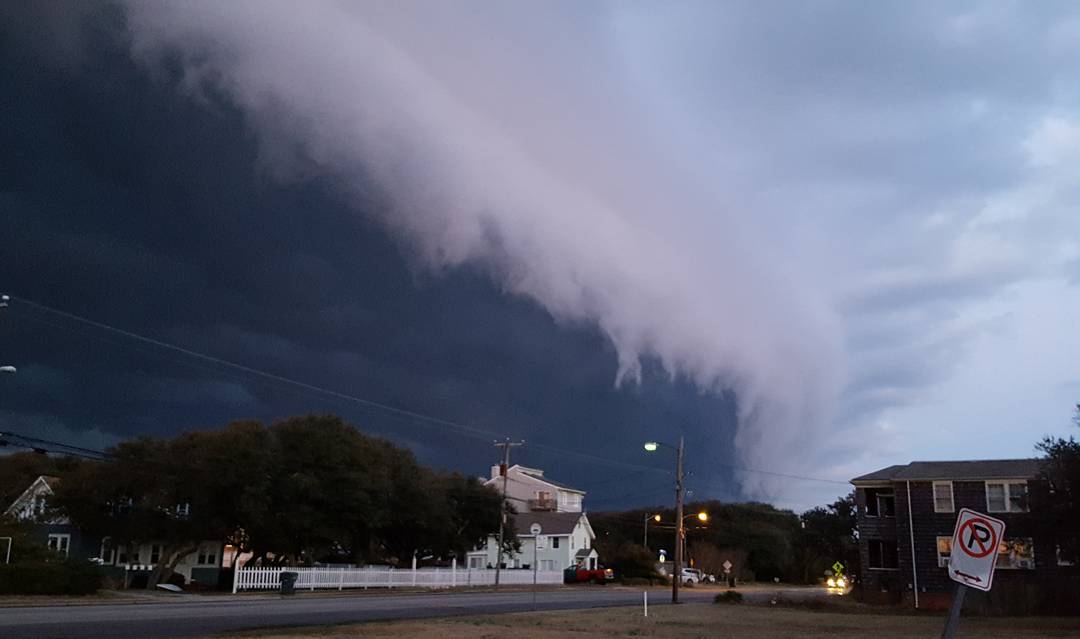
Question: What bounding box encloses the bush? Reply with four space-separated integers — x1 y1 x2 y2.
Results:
714 590 743 604
0 559 104 595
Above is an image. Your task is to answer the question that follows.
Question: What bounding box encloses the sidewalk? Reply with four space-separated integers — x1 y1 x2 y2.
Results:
0 583 580 608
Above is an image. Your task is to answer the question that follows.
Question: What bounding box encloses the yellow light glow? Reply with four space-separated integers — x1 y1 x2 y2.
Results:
653 514 661 522
697 511 709 522
643 442 659 452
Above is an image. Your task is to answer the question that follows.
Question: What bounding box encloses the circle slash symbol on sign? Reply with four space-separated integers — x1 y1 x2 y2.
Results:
959 517 997 558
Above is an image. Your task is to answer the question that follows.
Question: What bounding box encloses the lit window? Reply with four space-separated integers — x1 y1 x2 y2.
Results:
996 538 1035 569
936 536 951 568
933 482 954 513
986 482 1029 513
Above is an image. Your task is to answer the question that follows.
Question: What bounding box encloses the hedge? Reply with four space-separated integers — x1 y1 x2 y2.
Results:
0 560 104 595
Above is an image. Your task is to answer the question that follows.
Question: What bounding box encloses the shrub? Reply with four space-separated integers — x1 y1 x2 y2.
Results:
0 559 104 595
714 591 744 604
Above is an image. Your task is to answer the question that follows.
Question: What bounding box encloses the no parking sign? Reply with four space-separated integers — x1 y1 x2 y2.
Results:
947 508 1006 592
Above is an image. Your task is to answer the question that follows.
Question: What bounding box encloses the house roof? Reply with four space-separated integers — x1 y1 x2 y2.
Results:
517 467 586 493
3 475 58 517
851 459 1044 484
485 465 587 495
512 511 584 536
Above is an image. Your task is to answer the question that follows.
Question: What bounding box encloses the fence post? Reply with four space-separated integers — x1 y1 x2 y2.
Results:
412 554 417 587
232 562 240 594
452 558 457 588
339 566 344 591
388 567 394 588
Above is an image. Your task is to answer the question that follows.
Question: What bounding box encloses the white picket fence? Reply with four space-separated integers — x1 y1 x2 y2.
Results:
233 564 564 593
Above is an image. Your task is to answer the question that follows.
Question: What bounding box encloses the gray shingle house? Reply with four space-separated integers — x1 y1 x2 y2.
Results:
851 458 1077 610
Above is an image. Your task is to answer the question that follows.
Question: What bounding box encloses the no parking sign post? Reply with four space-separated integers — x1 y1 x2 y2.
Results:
941 508 1006 639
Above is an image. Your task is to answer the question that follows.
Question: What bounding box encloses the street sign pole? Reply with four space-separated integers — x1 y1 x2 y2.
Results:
530 522 542 610
940 583 967 639
940 508 1005 639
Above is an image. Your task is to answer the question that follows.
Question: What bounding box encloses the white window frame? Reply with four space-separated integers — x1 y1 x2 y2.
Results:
197 546 218 566
985 480 1029 513
932 481 954 513
99 538 114 565
47 533 71 557
1056 545 1076 567
936 536 952 568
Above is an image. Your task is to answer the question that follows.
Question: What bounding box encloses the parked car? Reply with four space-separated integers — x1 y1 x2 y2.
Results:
680 568 703 585
564 565 615 584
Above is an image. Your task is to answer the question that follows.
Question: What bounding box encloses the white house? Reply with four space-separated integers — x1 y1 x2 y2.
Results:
3 475 227 586
466 465 598 571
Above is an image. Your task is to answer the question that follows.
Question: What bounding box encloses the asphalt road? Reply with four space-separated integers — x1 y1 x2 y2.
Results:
0 586 824 639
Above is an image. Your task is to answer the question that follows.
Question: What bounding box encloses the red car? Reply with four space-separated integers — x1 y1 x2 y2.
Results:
563 565 615 584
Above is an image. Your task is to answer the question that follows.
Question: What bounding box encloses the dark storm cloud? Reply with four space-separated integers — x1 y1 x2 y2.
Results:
8 2 1080 509
0 4 740 506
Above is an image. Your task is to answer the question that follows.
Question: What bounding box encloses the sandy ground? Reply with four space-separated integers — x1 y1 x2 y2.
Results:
213 602 1080 639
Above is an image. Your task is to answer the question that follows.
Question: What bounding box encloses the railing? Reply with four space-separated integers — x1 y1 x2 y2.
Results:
232 564 564 593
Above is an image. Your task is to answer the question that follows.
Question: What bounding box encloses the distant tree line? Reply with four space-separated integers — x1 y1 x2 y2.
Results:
591 497 858 585
4 415 507 588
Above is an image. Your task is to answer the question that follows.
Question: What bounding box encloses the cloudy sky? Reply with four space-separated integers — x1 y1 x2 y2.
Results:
3 2 1079 510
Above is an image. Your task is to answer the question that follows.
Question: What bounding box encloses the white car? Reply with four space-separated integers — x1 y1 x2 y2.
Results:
681 568 703 585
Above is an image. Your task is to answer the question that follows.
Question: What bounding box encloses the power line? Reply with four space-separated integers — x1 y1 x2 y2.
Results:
10 297 671 477
6 296 852 492
0 430 110 460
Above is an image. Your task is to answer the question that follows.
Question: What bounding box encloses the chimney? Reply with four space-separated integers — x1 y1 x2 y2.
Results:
491 465 501 480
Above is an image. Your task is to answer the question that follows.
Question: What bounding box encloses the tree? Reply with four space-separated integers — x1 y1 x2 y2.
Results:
52 414 505 586
1036 407 1080 565
796 493 859 584
0 451 82 508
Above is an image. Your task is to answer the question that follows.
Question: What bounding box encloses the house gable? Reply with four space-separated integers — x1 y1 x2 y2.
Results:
3 475 62 522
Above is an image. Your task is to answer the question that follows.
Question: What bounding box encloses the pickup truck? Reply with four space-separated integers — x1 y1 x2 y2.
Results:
563 565 615 584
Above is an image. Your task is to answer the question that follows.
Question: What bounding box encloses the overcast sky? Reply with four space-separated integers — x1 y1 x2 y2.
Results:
3 2 1080 510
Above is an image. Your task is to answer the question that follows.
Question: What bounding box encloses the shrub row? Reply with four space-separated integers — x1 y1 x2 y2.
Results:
0 560 104 595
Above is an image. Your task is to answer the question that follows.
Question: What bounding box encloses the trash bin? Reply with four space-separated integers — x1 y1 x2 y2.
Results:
280 571 299 595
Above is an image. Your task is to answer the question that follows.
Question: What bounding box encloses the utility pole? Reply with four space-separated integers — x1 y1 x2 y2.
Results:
673 435 684 604
493 438 524 587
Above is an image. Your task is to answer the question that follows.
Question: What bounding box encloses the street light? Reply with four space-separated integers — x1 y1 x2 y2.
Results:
697 511 708 522
643 513 661 549
0 366 15 374
643 437 685 604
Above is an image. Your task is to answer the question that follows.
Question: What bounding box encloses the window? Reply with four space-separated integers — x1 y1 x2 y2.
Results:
865 489 896 518
47 534 71 557
933 482 954 513
996 538 1035 570
552 537 560 549
197 547 218 566
571 535 575 549
936 536 952 567
131 549 141 564
150 544 162 564
1056 544 1076 567
540 559 555 571
986 481 1029 513
468 557 482 569
99 538 115 565
868 539 899 569
175 502 191 518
